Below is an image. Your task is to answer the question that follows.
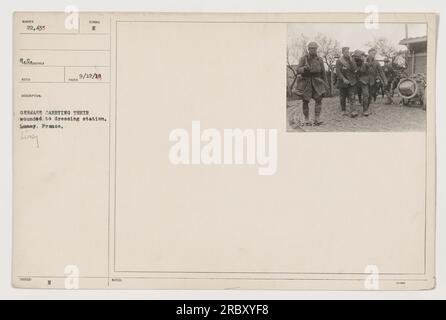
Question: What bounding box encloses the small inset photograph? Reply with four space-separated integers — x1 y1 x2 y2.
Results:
286 23 427 132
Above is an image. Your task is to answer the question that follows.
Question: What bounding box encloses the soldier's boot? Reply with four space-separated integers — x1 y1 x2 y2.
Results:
385 93 394 105
302 101 311 125
363 100 370 116
314 101 323 126
349 102 358 118
347 97 355 117
340 94 348 115
341 103 348 116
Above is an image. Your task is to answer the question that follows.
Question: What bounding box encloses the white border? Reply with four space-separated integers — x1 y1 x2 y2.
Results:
1 0 445 299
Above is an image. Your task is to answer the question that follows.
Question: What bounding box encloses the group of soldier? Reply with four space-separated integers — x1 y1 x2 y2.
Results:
293 41 396 126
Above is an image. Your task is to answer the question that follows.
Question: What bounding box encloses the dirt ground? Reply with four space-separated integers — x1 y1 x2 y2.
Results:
286 95 426 132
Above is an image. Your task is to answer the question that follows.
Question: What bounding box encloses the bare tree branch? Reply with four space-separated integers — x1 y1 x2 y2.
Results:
366 37 407 66
314 33 340 96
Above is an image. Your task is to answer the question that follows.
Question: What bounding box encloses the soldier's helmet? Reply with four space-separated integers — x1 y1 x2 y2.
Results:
352 50 364 57
307 41 319 49
384 57 390 62
368 48 377 54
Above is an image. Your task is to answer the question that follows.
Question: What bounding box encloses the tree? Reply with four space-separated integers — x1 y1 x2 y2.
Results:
366 37 407 67
287 34 308 97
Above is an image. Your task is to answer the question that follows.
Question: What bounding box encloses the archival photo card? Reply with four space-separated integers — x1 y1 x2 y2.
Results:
12 12 437 290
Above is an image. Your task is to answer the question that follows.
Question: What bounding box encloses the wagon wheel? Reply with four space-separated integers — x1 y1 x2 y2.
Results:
397 78 418 107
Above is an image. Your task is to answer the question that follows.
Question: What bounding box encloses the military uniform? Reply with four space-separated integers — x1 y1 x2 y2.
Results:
366 50 387 106
382 59 395 102
352 50 373 116
336 47 357 115
295 42 327 125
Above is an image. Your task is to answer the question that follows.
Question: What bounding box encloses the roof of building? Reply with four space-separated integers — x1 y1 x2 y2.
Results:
399 36 427 46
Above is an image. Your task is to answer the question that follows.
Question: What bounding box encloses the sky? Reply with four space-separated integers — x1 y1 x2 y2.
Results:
287 23 427 63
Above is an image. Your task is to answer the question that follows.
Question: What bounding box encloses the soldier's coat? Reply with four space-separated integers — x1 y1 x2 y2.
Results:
336 56 358 88
366 58 387 85
294 54 327 101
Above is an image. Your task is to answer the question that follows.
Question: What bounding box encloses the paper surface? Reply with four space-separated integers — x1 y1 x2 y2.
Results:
12 12 437 290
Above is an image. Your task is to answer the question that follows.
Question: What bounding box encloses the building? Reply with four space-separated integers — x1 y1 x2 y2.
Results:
399 36 427 75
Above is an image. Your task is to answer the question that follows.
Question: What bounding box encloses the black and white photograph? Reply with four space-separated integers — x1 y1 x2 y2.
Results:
287 23 428 132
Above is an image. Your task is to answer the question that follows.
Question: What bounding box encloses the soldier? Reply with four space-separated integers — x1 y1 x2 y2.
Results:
295 41 328 126
366 48 388 107
352 50 373 116
336 46 357 116
375 78 384 100
356 51 367 105
382 57 395 103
